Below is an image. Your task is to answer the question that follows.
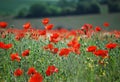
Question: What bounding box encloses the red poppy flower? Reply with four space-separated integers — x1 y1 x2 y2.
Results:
106 43 117 49
0 21 8 28
10 53 21 62
73 48 81 55
51 33 59 39
67 38 80 55
0 42 13 49
28 72 43 82
45 24 54 30
50 37 59 43
59 48 71 56
42 18 49 25
67 38 78 47
49 33 60 43
0 41 5 49
66 30 77 38
52 48 59 54
86 46 97 52
103 22 110 27
44 44 54 51
81 24 93 32
22 49 30 57
93 50 109 58
23 22 31 29
15 32 25 41
46 65 58 76
14 68 23 77
27 67 37 76
39 30 46 35
3 43 13 49
73 43 80 49
95 26 101 32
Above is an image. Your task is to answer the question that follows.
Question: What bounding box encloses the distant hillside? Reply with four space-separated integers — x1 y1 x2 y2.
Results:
0 0 58 16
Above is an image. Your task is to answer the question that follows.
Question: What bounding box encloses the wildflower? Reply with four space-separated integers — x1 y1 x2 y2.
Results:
106 43 117 49
28 72 43 82
67 38 81 55
52 48 59 54
95 26 101 32
93 50 109 58
0 21 8 28
3 43 13 49
10 53 21 62
44 44 54 51
73 48 81 55
42 18 49 25
51 33 59 39
0 42 12 49
14 68 23 77
81 24 93 33
27 67 37 76
39 30 46 35
22 49 30 57
73 42 80 49
81 24 92 30
59 48 71 56
66 30 77 38
0 41 5 49
46 65 58 76
67 38 79 47
15 32 25 41
103 22 110 27
45 24 54 30
86 46 97 52
23 22 31 29
50 37 59 43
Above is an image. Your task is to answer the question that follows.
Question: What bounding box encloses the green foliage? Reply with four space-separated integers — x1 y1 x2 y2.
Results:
108 0 120 12
75 2 100 14
16 7 29 18
1 0 120 17
15 0 101 18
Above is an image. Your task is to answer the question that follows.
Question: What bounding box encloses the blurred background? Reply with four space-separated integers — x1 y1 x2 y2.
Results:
0 0 120 30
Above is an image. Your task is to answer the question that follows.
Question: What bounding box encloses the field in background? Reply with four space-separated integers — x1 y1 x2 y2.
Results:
1 13 120 30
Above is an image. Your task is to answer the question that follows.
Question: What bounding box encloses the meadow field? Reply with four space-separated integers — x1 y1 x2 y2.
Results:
0 15 120 82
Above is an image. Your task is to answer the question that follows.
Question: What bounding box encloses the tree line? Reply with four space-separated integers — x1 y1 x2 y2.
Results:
16 0 120 18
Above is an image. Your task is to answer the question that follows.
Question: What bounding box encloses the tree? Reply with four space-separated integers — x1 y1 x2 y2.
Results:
26 3 50 18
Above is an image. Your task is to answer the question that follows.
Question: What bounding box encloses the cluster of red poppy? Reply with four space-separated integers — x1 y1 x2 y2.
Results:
10 48 58 82
86 42 117 64
13 65 58 82
43 37 81 57
10 49 30 62
14 67 43 82
0 18 119 82
0 41 12 49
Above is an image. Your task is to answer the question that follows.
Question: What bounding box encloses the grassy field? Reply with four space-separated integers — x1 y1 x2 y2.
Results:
1 13 120 30
0 20 120 82
0 17 120 82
